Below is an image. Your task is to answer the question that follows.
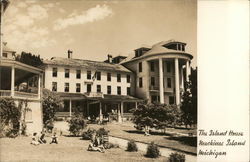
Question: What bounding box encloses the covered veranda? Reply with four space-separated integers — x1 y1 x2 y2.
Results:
0 59 42 99
86 94 142 123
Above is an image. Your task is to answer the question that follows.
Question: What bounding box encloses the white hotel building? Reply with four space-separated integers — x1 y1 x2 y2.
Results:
42 53 139 121
42 40 193 121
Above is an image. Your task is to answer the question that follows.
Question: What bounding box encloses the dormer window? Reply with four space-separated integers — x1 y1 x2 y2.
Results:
163 42 186 52
134 47 150 58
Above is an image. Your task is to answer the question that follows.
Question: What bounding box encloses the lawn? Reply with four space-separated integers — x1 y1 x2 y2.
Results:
0 136 167 162
87 122 197 155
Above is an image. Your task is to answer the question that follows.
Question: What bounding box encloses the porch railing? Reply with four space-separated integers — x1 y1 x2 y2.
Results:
14 91 38 98
0 90 11 96
85 92 104 98
0 90 38 98
149 86 159 91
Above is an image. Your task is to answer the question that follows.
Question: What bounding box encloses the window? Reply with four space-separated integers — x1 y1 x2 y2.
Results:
126 74 130 83
107 73 111 81
65 69 70 78
97 85 101 92
117 74 121 82
76 70 81 79
167 62 171 72
87 71 91 80
150 62 154 72
139 77 143 88
87 84 91 92
169 96 175 104
127 87 131 95
151 95 158 103
117 86 121 95
65 83 69 92
138 62 142 72
52 82 57 92
76 83 81 92
52 68 57 77
151 77 155 86
96 72 101 80
167 78 171 88
2 53 7 57
107 86 111 94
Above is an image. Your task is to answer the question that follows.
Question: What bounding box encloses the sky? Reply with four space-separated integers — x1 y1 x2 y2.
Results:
3 0 197 67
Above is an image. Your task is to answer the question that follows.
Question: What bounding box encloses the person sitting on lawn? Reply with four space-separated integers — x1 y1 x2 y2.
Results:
38 131 46 144
31 132 39 146
50 132 58 144
87 141 105 153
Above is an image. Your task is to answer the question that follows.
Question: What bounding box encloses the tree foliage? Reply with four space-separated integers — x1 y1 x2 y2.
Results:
0 98 21 137
68 109 87 136
16 52 43 67
181 67 197 127
133 103 181 133
42 89 63 127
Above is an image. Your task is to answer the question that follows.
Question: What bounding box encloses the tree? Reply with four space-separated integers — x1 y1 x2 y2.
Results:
16 52 43 67
0 98 21 137
133 102 182 134
68 107 87 136
42 89 63 129
181 67 197 128
133 103 155 134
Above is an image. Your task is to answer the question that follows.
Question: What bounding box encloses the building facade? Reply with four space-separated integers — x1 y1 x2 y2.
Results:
121 40 193 105
42 53 140 121
42 40 192 121
0 45 43 135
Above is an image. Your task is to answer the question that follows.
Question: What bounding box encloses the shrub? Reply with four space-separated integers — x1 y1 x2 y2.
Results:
42 89 63 126
105 142 119 149
0 98 21 137
96 127 109 136
68 116 87 136
127 140 138 152
82 128 96 140
145 142 160 158
168 152 185 162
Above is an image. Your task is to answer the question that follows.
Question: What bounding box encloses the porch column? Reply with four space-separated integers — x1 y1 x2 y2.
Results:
69 99 72 117
99 102 103 122
38 74 41 99
175 58 180 106
11 66 15 96
121 101 124 121
117 103 122 123
86 101 89 117
180 65 184 90
135 102 138 109
159 58 164 103
186 60 190 82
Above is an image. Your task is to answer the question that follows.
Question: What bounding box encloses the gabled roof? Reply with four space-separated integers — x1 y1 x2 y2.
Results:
3 45 15 53
43 57 131 73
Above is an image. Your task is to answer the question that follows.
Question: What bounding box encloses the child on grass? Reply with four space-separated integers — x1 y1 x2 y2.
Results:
31 132 39 146
50 132 58 144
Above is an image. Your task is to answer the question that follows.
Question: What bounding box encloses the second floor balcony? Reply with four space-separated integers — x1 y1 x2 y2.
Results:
0 59 43 100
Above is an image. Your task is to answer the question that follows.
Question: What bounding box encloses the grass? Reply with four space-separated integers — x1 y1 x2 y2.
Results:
0 136 167 162
87 122 197 155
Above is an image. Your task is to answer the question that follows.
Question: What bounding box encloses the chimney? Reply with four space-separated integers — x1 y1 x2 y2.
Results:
68 50 73 59
107 54 112 63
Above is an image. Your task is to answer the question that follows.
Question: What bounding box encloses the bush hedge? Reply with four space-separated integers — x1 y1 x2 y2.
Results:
145 142 160 158
127 140 138 152
168 152 185 162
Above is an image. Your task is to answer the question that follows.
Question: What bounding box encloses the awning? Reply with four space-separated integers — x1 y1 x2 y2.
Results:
57 92 87 100
100 94 143 102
